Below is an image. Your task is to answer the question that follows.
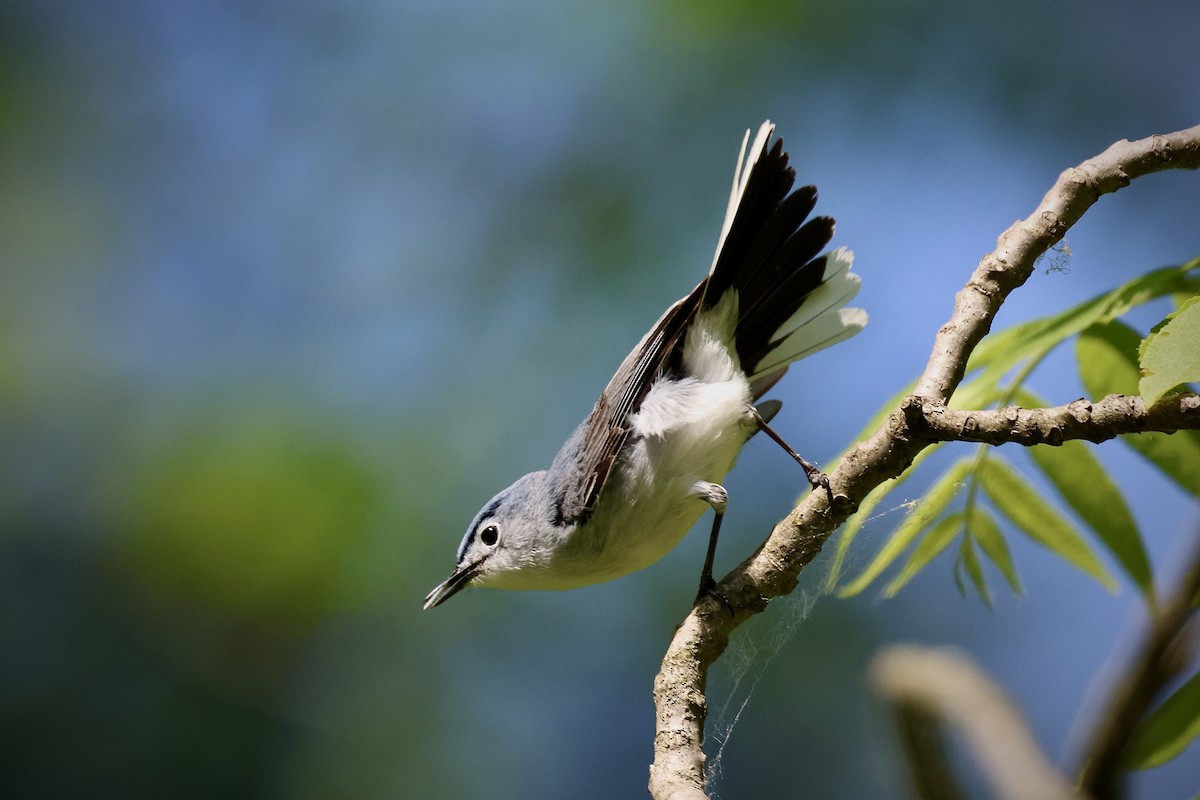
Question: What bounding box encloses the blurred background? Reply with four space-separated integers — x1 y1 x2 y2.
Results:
2 0 1198 797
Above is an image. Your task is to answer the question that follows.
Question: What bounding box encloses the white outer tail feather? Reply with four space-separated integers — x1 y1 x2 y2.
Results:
712 121 777 276
768 246 863 340
751 305 867 381
745 245 866 381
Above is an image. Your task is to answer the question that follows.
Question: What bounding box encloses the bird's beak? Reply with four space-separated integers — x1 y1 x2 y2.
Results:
422 558 484 609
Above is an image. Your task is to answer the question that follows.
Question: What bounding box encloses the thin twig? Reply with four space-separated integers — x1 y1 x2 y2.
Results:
904 393 1200 446
1076 536 1200 799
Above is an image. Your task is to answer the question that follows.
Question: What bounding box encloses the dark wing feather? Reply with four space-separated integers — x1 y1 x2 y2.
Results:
551 286 704 526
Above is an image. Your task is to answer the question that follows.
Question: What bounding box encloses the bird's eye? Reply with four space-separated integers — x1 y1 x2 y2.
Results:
479 525 499 547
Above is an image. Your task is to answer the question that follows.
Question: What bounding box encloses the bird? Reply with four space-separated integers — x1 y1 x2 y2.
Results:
424 121 865 609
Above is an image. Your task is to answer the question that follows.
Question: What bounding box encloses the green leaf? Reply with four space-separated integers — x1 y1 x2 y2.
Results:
825 444 939 590
957 534 991 608
1139 295 1200 405
948 374 1005 411
883 512 964 597
838 458 973 597
1077 318 1143 397
965 261 1200 398
1008 386 1145 592
1124 671 1200 770
1028 440 1151 592
1096 258 1200 321
966 316 1059 373
969 507 1022 595
1078 321 1200 497
979 459 1117 591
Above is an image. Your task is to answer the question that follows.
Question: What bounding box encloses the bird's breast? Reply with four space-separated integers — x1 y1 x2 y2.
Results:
548 374 754 586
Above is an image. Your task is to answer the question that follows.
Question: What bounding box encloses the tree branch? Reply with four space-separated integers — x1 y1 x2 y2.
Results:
649 124 1200 799
889 702 969 800
904 392 1200 446
870 646 1080 800
1076 536 1200 799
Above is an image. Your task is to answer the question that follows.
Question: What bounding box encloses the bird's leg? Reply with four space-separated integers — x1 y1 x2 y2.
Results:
691 481 729 602
751 407 833 502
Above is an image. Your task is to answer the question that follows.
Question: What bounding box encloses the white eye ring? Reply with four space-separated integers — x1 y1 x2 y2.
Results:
479 525 499 547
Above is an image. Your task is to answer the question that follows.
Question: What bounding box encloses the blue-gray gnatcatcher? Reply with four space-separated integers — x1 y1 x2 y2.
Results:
424 121 866 609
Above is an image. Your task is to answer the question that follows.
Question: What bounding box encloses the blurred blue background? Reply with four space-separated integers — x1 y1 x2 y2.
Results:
2 0 1198 797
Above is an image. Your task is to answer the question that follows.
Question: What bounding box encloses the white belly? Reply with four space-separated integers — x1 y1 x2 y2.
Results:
548 373 754 586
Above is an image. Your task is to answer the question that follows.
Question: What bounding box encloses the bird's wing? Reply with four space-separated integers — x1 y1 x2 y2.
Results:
550 285 703 526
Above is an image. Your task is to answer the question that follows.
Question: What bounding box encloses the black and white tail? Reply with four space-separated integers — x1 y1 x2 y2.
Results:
702 121 866 394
